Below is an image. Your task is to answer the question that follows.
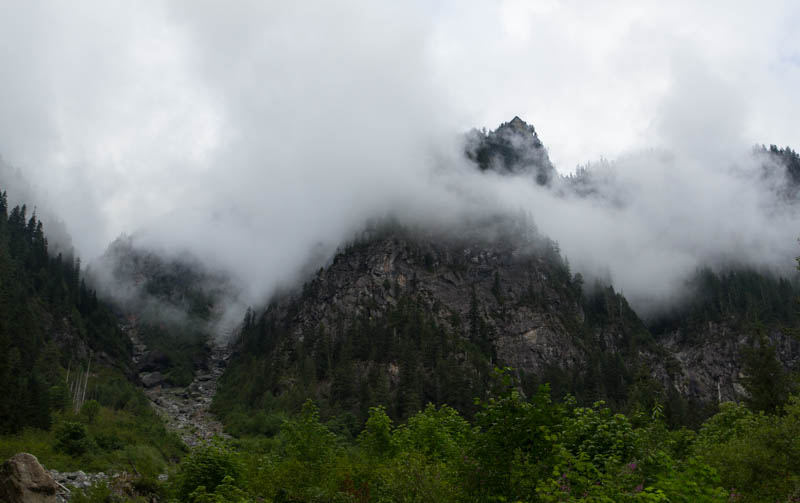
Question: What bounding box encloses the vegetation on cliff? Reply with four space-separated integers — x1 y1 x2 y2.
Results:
0 186 184 481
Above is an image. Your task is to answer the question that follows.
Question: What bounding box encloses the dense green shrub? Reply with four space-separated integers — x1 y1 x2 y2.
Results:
54 421 94 457
80 400 101 424
697 396 800 502
173 442 241 501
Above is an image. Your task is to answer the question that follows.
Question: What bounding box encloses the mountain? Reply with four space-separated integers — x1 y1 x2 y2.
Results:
757 144 800 201
213 119 800 434
0 184 184 491
215 215 799 434
92 235 239 323
2 118 800 502
465 116 556 185
90 235 242 387
0 191 134 433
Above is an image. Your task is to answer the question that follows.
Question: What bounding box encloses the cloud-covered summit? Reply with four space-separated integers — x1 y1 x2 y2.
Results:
466 116 555 185
0 1 798 321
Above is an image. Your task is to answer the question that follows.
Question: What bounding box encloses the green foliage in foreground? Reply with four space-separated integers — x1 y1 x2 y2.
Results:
167 373 790 503
24 371 800 503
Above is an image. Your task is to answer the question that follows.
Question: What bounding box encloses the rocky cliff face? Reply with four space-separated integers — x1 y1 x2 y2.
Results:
212 118 800 427
649 323 800 404
278 222 583 373
218 216 799 427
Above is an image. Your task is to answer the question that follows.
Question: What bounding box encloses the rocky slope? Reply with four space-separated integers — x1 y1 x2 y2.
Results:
651 321 800 404
125 319 229 446
272 221 586 376
216 215 800 428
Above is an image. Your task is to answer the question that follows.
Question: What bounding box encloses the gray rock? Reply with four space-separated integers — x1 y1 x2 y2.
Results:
140 371 167 387
0 453 58 503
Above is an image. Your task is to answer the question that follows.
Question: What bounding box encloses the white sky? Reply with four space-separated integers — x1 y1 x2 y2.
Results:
0 1 798 309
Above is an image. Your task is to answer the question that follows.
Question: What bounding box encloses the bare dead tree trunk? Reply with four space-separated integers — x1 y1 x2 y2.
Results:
70 368 80 411
79 357 91 410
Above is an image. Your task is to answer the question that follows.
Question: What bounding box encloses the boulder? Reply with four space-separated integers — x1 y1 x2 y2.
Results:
140 371 167 387
0 453 58 503
137 349 171 372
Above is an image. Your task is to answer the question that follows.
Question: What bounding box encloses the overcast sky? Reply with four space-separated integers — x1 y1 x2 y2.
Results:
0 1 798 310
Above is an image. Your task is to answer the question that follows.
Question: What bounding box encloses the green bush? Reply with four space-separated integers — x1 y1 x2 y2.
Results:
121 444 167 480
80 400 101 424
358 406 395 458
94 432 124 451
54 421 94 457
371 452 463 502
173 442 241 501
697 396 800 502
392 403 471 461
560 401 638 466
280 400 341 464
187 475 252 503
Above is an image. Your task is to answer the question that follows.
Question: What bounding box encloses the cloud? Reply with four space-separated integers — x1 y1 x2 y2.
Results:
481 148 799 315
0 1 797 321
433 0 800 169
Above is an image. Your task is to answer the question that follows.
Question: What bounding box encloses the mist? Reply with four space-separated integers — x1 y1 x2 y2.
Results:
0 1 798 323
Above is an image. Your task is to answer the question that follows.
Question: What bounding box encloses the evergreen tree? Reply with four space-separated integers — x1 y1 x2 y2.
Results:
741 332 793 414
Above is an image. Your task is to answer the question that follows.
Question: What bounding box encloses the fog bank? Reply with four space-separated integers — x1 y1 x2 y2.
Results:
0 1 798 321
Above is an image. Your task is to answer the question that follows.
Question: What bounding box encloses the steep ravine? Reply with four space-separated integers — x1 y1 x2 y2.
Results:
125 320 230 446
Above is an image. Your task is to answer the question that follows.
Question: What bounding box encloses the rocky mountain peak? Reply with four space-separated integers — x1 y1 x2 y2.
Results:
506 115 533 134
465 116 555 185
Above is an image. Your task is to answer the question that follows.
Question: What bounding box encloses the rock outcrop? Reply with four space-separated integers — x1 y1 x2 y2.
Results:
140 371 167 388
651 323 800 403
465 116 556 185
280 224 587 377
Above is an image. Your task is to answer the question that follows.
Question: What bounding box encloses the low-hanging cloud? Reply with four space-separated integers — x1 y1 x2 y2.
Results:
0 1 798 323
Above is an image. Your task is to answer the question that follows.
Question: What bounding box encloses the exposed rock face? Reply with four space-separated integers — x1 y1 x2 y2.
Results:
223 221 665 419
650 324 800 403
224 220 800 420
140 371 167 388
276 224 585 374
0 453 58 503
466 116 556 185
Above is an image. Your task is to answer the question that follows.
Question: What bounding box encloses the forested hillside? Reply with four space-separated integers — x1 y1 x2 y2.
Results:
214 214 800 440
0 190 129 433
90 236 242 387
0 186 184 490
